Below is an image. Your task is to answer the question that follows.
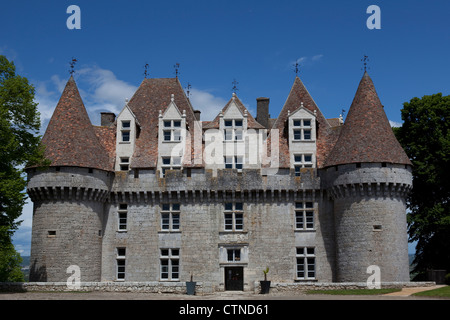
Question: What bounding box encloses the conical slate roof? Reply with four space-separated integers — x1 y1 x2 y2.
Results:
41 76 112 171
324 72 411 167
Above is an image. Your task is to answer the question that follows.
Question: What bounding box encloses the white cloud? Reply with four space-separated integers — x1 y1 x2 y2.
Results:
189 87 228 121
77 66 138 115
290 54 324 69
389 120 402 128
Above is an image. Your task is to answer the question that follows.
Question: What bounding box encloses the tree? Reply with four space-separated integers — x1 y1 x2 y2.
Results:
0 55 48 281
394 93 450 278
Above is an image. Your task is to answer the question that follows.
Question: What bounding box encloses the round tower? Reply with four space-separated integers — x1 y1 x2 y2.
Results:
324 72 412 282
27 76 113 282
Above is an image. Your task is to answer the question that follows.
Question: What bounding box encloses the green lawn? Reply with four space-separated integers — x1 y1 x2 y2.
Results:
412 286 450 298
305 288 401 295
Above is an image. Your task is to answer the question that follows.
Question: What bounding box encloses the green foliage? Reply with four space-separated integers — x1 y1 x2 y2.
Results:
395 93 450 275
0 55 48 281
0 240 24 282
412 285 450 298
445 274 450 285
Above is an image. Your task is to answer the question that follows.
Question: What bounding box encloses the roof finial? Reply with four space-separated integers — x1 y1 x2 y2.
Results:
293 61 300 76
361 55 369 72
185 83 192 98
69 57 77 75
143 63 150 79
231 79 239 94
174 63 180 78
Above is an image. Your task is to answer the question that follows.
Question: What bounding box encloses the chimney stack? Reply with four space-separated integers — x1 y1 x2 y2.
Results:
194 110 201 121
100 112 116 127
256 97 270 128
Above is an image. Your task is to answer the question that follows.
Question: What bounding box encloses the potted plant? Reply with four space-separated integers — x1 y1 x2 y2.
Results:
260 267 271 294
186 273 196 295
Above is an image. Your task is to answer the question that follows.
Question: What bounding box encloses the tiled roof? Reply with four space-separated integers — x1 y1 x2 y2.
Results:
267 76 337 168
41 76 112 171
127 78 199 168
202 94 265 129
324 72 412 167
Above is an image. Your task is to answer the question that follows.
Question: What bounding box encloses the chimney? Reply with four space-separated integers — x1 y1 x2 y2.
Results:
100 112 116 127
194 110 201 121
256 97 270 128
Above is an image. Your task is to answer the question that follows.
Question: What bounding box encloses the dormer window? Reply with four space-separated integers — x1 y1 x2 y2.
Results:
121 120 131 142
223 119 243 141
224 156 243 170
161 156 182 177
292 119 312 141
120 157 130 171
163 120 182 142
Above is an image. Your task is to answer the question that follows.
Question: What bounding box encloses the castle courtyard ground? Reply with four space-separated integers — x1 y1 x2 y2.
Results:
0 285 446 300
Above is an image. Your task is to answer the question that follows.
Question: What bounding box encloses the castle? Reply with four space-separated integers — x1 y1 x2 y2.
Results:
27 70 412 291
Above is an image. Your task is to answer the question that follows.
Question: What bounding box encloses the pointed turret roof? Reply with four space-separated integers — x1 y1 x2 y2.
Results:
324 72 411 167
41 76 112 171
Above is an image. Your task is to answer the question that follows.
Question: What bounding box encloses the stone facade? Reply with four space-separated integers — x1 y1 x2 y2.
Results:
27 71 413 291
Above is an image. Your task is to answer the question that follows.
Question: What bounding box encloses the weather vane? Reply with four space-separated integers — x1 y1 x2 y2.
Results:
293 61 300 75
143 63 149 79
174 63 180 78
231 79 239 94
361 55 369 72
69 58 77 75
185 83 192 98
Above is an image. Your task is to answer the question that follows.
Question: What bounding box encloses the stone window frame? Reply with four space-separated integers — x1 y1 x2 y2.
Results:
121 120 131 143
117 203 128 232
162 120 182 142
296 247 316 280
294 154 314 175
224 156 243 170
224 202 244 231
161 156 182 177
116 247 126 281
160 248 180 281
223 119 243 141
294 202 314 230
119 157 130 171
227 248 241 262
292 118 313 141
160 203 180 231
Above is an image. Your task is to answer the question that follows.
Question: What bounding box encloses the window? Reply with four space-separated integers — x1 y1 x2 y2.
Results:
120 157 130 171
223 119 243 141
121 121 131 142
161 203 180 231
161 156 182 177
296 247 315 280
118 204 127 231
227 249 241 262
292 119 313 141
224 156 243 170
160 248 180 281
295 202 314 230
224 202 244 231
294 154 314 175
162 120 182 142
116 247 126 280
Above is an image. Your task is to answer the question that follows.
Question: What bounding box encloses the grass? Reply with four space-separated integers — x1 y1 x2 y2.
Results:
306 288 402 295
412 286 450 298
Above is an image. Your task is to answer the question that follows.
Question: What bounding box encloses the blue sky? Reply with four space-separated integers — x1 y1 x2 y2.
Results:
2 0 449 255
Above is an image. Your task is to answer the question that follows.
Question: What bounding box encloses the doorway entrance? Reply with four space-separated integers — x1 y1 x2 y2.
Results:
225 267 244 291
